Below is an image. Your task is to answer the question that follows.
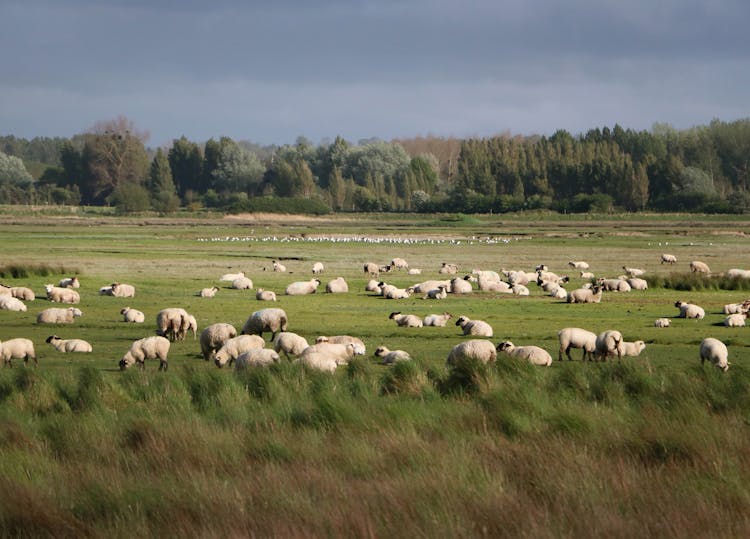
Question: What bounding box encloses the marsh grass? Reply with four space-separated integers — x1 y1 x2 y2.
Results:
0 262 78 279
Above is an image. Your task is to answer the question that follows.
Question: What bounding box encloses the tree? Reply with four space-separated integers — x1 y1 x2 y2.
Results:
211 140 265 194
0 151 34 186
168 136 203 198
148 149 180 213
108 182 151 213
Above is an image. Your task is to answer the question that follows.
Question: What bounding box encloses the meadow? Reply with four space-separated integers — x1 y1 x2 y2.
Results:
1 210 750 537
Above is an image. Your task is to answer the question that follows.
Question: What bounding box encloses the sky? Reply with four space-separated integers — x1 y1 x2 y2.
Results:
1 0 748 147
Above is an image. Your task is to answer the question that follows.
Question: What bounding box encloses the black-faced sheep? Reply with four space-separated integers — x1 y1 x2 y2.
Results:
45 335 93 353
690 260 711 274
496 341 552 366
390 257 409 270
674 300 705 319
58 276 80 288
389 312 423 328
272 260 287 272
312 262 325 274
568 261 590 271
455 315 493 337
661 254 677 264
375 345 412 365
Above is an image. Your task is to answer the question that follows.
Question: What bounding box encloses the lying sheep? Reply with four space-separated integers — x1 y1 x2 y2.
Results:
568 260 590 271
312 262 325 274
119 336 170 371
724 313 746 327
255 289 277 302
200 323 237 361
220 271 245 282
232 276 254 290
325 277 349 293
379 283 411 299
99 285 113 296
299 342 361 365
548 285 568 299
439 262 459 275
241 308 288 341
273 332 310 360
45 335 93 353
111 282 136 298
512 284 530 296
557 327 597 361
567 286 603 304
58 276 80 288
37 307 83 324
424 285 448 300
450 278 473 294
661 253 677 264
423 312 453 327
471 269 501 282
598 278 631 292
446 339 497 366
10 287 35 301
0 296 27 312
45 284 80 304
726 268 750 279
0 338 37 367
365 279 381 292
272 260 287 273
624 277 648 291
296 352 337 373
285 278 320 296
314 335 366 354
455 315 493 337
654 318 671 328
234 349 280 370
620 340 646 357
623 266 645 277
580 271 595 280
594 330 623 361
496 341 552 366
408 280 451 294
199 286 219 298
375 345 412 365
675 300 705 319
389 312 423 328
120 307 145 323
690 260 711 274
700 337 730 371
476 278 512 293
214 335 265 368
722 302 748 315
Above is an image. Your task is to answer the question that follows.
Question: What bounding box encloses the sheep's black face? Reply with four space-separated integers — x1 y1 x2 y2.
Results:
118 359 128 371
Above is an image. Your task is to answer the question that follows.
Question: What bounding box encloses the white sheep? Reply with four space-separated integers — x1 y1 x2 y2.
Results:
423 312 453 327
408 280 451 294
232 276 254 290
325 277 349 293
724 313 746 327
363 262 380 278
58 276 80 288
299 342 361 365
44 284 80 304
567 286 603 304
219 271 245 282
580 271 595 280
296 352 338 373
439 262 459 275
548 285 568 299
200 323 237 361
0 338 37 367
365 279 381 292
455 315 493 337
557 327 597 361
568 260 590 271
407 268 422 275
472 269 501 282
700 337 730 371
446 339 497 366
155 308 193 341
424 285 448 300
37 307 83 324
624 277 648 291
285 278 320 296
45 335 93 353
598 278 631 292
312 262 325 274
0 296 27 312
314 335 366 354
390 257 409 270
272 260 287 272
241 308 288 341
674 300 705 319
234 349 280 370
620 341 646 357
273 332 310 359
0 285 10 297
726 269 750 279
594 330 624 361
389 311 423 328
375 345 412 365
111 282 136 298
449 277 473 294
255 289 277 302
119 336 170 371
120 307 145 323
654 318 671 328
512 284 530 296
477 278 512 293
199 286 219 298
723 302 749 315
214 335 265 368
690 260 711 274
10 287 35 301
380 283 411 300
661 253 677 265
496 341 552 366
623 266 646 277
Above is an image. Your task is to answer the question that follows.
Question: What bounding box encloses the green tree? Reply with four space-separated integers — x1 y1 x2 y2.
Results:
108 182 151 213
149 149 180 213
168 136 204 198
211 140 265 194
0 151 34 186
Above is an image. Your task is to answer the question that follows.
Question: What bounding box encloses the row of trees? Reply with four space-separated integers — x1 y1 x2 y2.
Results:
1 117 749 213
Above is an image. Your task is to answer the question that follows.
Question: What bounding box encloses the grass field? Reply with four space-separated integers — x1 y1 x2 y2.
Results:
1 210 750 537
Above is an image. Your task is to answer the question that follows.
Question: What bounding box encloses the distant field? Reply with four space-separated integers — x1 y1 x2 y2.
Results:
1 212 749 537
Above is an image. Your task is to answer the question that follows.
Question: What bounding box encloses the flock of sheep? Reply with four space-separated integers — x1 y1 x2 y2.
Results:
0 251 742 373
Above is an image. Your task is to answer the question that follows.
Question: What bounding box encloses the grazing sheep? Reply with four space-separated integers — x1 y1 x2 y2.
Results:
726 268 750 279
0 338 37 367
37 307 83 324
325 277 349 293
299 342 361 365
623 266 645 277
390 257 409 270
231 276 254 290
567 285 603 304
690 260 711 274
220 271 245 282
449 277 473 294
155 308 193 341
111 282 136 298
446 340 497 366
568 260 590 271
424 285 448 300
439 262 459 275
700 337 729 371
365 279 381 292
272 260 287 272
10 287 35 301
213 335 265 367
557 327 597 361
241 308 288 341
44 284 80 304
45 335 92 353
199 286 219 298
580 271 595 280
58 276 80 289
594 330 624 361
314 335 366 354
120 307 145 323
654 318 671 328
285 278 321 296
496 341 552 366
674 300 705 319
724 313 746 327
375 345 412 365
455 315 493 337
200 323 237 361
363 262 380 278
273 332 310 360
255 289 277 302
312 262 325 274
661 253 677 265
389 311 423 328
0 296 27 312
234 349 280 370
119 336 170 371
620 341 646 357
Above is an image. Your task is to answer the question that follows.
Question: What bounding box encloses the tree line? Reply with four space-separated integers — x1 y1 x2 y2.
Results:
1 116 749 214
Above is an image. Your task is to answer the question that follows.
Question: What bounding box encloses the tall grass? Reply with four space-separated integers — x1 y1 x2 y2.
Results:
0 262 78 279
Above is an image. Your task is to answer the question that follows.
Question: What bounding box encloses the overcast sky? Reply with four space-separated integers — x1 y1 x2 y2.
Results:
1 0 748 147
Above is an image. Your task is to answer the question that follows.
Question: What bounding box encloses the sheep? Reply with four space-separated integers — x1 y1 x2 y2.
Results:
314 335 366 354
568 260 590 271
0 285 10 296
58 276 80 288
155 308 192 341
213 335 265 368
45 335 93 353
375 345 412 365
299 342 361 365
700 337 730 371
365 279 381 292
220 271 245 282
476 278 512 293
455 315 493 337
10 287 35 301
37 307 83 324
505 270 532 286
598 278 631 292
0 296 27 312
674 300 705 319
512 284 530 296
722 302 748 315
200 323 237 361
726 268 750 279
0 338 37 367
624 277 648 291
623 266 646 277
557 327 597 361
620 340 646 357
446 340 497 366
654 318 671 328
534 264 548 272
119 336 170 371
472 269 502 282
408 280 451 294
439 262 459 275
593 330 624 361
312 262 325 274
567 285 603 304
99 285 113 296
296 352 337 373
449 277 473 294
231 276 254 290
496 341 552 366
389 312 423 328
537 271 568 284
111 282 136 298
120 306 145 323
407 268 422 275
548 285 568 299
199 286 219 298
44 284 80 304
255 289 278 302
325 277 349 293
380 283 411 299
241 308 288 341
285 278 320 296
580 271 595 280
724 313 746 327
363 262 380 278
690 260 711 274
273 332 310 359
424 285 448 300
234 349 280 370
661 253 677 265
272 260 287 272
390 257 409 270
